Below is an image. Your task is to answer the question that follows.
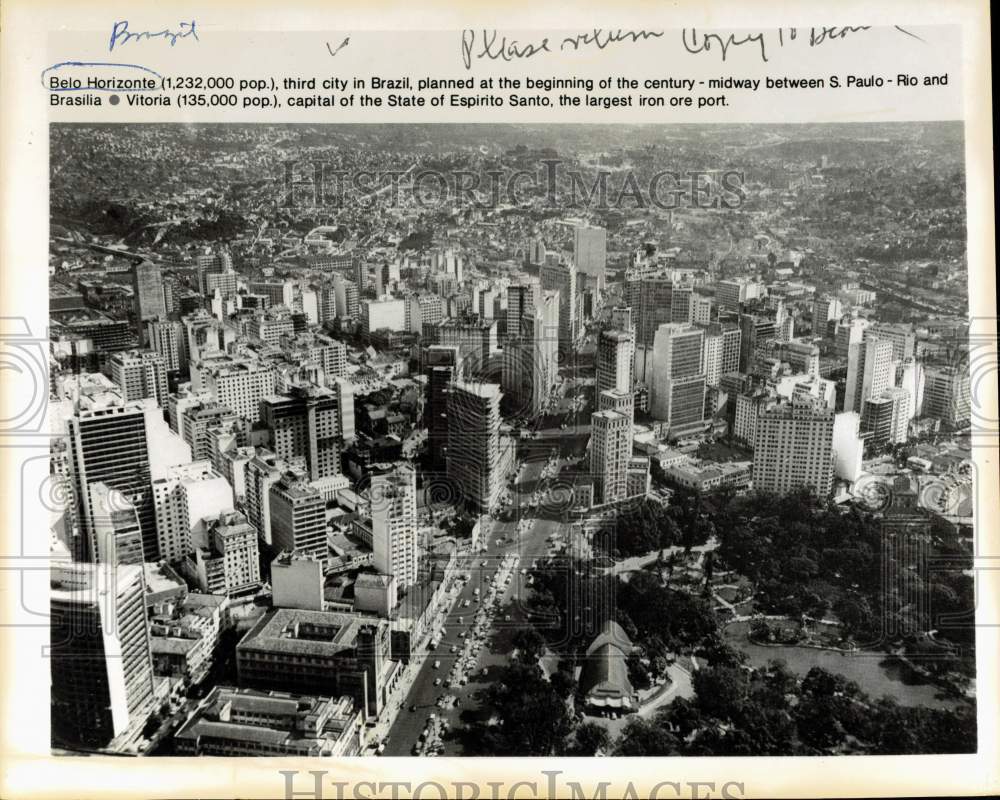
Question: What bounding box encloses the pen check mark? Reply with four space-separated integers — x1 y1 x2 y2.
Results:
326 36 350 57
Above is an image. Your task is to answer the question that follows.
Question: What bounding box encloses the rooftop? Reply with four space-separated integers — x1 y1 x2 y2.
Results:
238 608 382 658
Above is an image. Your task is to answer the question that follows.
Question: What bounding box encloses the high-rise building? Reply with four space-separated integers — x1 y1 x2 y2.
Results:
244 450 287 546
269 472 327 561
110 350 169 408
861 387 911 449
406 293 444 335
769 340 821 379
897 358 925 421
832 412 864 482
50 562 156 750
502 290 559 416
866 323 916 362
261 384 344 482
68 401 156 562
89 482 145 566
590 410 631 505
423 345 461 454
573 224 607 291
734 389 775 447
752 398 835 497
205 270 239 300
527 237 546 267
247 310 294 348
249 280 294 309
198 250 234 295
147 319 187 373
193 510 261 596
505 283 540 343
812 296 843 335
701 327 724 388
332 274 360 318
153 461 236 562
716 277 763 310
132 261 166 322
540 260 578 351
844 336 894 414
738 312 778 372
201 358 276 424
434 317 498 375
835 317 868 360
360 297 406 335
650 323 706 437
625 273 675 346
447 380 503 513
922 365 971 427
370 463 418 591
671 286 694 324
280 332 348 386
610 306 633 334
691 294 713 326
596 330 634 395
180 401 242 462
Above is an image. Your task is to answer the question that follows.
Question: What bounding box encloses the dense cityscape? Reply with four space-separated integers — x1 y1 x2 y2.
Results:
48 122 976 758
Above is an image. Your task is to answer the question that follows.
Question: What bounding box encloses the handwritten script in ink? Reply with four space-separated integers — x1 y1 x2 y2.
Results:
109 20 199 53
459 26 924 69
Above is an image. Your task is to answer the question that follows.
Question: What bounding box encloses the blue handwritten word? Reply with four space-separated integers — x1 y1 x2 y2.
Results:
41 61 163 91
109 20 199 52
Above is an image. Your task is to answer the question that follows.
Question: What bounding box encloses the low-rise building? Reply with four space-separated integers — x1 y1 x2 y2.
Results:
174 686 363 756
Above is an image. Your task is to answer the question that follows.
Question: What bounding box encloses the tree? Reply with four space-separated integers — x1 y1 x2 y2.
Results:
550 668 578 699
480 662 575 755
512 628 546 663
626 652 652 690
569 722 611 756
795 697 847 751
693 665 749 719
614 718 680 755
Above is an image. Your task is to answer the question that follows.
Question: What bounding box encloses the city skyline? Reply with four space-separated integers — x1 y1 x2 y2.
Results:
47 121 975 759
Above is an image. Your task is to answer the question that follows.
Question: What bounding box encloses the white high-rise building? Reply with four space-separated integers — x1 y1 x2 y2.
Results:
153 461 235 562
845 337 894 414
835 317 868 359
897 358 925 421
650 323 706 436
832 412 864 483
201 357 277 424
110 350 169 408
752 398 835 497
89 482 145 566
923 365 971 427
866 323 916 362
361 297 406 335
371 463 418 592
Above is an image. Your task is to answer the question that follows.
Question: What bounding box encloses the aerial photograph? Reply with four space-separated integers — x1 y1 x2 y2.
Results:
47 122 976 757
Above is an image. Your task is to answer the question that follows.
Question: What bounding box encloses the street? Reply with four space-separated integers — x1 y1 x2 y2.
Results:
383 374 592 755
